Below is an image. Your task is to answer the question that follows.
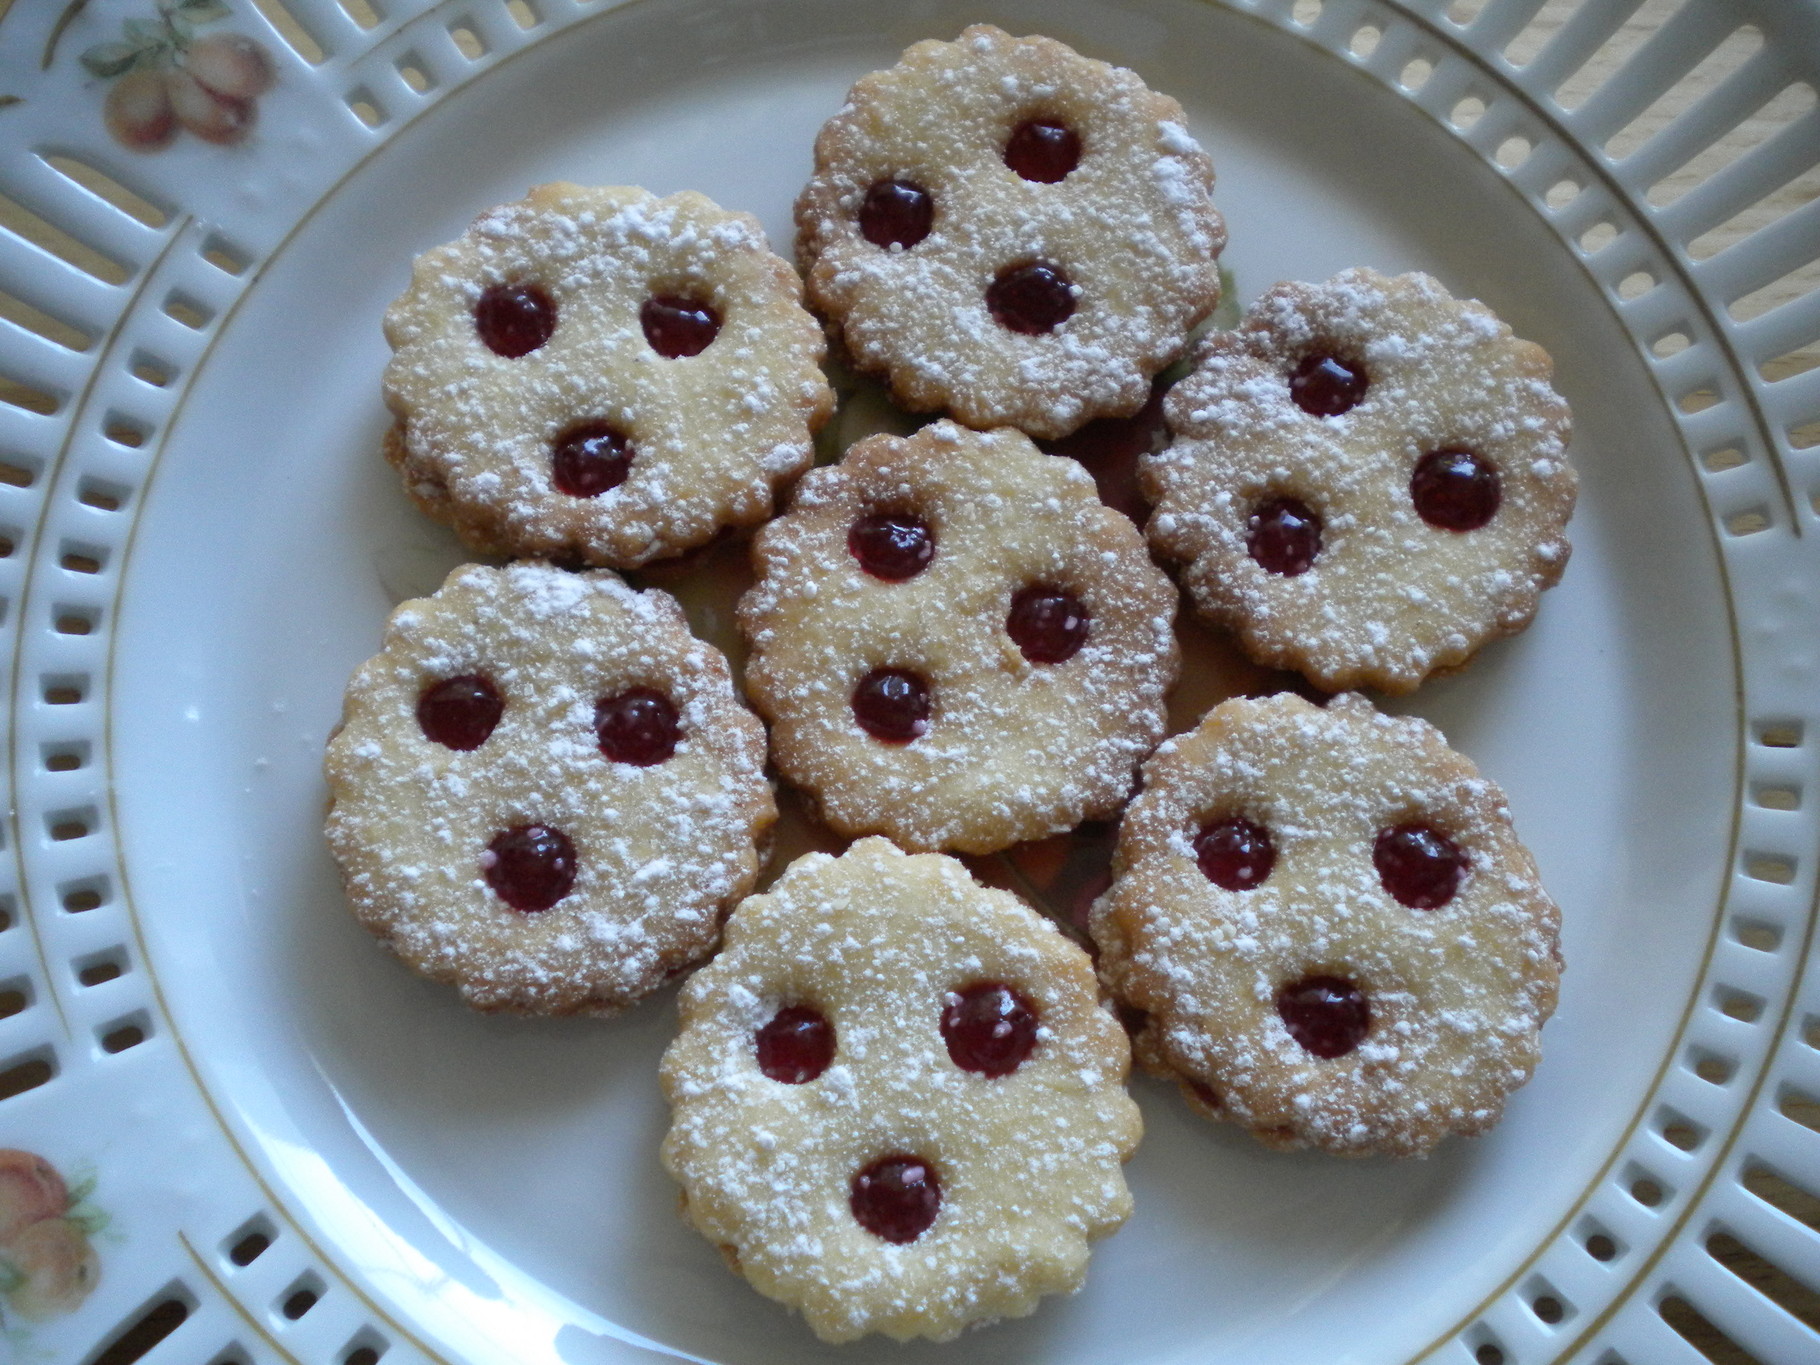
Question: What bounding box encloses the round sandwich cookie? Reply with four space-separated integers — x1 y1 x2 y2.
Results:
796 25 1225 440
382 182 834 568
324 562 775 1016
739 420 1179 855
1091 691 1562 1157
661 837 1141 1342
1145 268 1576 693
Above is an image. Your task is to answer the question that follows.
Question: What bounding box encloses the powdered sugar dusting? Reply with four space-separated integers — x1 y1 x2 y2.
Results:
741 421 1180 854
324 562 776 1016
661 838 1140 1342
1092 692 1561 1157
382 183 833 568
795 25 1226 440
1146 267 1577 692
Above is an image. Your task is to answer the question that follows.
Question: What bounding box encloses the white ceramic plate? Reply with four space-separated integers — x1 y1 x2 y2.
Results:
2 1 1818 1363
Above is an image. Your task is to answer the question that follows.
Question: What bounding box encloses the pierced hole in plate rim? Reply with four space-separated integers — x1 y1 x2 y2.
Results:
280 1276 323 1320
1718 988 1765 1023
1741 1163 1820 1233
89 1285 194 1365
1580 221 1618 253
0 285 94 353
1752 784 1799 810
347 89 387 128
250 0 327 63
397 56 434 92
1399 56 1433 91
1778 1086 1820 1134
0 1050 54 1102
61 878 106 913
77 954 123 988
100 1014 149 1054
1701 445 1746 472
449 20 488 59
1659 1294 1763 1365
78 478 129 512
39 154 171 229
226 1217 275 1267
0 190 131 285
1729 917 1779 952
1690 1049 1735 1085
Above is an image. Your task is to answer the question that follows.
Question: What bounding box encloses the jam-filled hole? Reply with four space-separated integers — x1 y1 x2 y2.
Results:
851 1154 942 1243
1247 496 1323 575
595 687 680 766
851 667 931 743
941 982 1039 1076
1374 822 1468 909
1193 815 1275 890
1006 585 1089 663
1411 448 1501 531
417 674 503 751
987 262 1076 335
1276 974 1370 1058
1288 352 1368 416
1005 117 1081 182
848 511 934 581
858 178 935 250
755 1004 836 1083
551 420 634 498
641 293 721 358
475 281 556 358
482 824 577 912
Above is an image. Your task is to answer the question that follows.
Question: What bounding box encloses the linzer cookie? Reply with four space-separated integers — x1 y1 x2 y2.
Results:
1145 268 1576 693
739 421 1179 855
382 183 834 568
796 25 1225 439
324 563 775 1016
1091 691 1561 1157
661 837 1140 1343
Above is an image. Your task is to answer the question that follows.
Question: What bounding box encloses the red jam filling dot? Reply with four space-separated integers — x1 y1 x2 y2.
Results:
551 420 634 498
1276 975 1370 1058
1005 117 1081 182
851 668 931 743
594 687 680 766
848 512 934 581
859 178 935 250
755 1004 835 1083
1193 815 1276 891
1247 497 1323 575
1411 448 1501 531
941 982 1039 1077
850 1155 941 1244
1288 352 1368 416
482 824 576 913
640 294 720 358
475 282 556 358
417 674 503 751
987 262 1075 335
1374 822 1468 909
1006 585 1089 663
